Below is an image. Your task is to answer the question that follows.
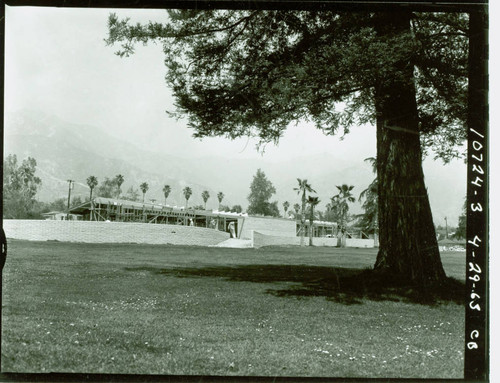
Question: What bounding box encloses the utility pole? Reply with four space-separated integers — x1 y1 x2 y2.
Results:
66 180 74 220
444 216 448 239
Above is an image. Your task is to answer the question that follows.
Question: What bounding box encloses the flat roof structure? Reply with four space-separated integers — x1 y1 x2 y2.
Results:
69 197 339 240
70 197 245 236
296 219 338 237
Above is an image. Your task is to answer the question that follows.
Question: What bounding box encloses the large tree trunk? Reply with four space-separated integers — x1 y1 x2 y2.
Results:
373 11 446 285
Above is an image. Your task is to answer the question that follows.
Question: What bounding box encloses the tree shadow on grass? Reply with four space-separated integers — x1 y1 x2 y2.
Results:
124 265 464 306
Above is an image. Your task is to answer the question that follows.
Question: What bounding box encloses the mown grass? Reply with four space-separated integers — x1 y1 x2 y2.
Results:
2 240 465 378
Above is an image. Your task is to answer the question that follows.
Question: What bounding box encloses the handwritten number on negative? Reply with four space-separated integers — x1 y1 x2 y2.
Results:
468 262 481 273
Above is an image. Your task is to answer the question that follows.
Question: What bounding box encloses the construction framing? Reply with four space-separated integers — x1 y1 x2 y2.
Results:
70 197 243 237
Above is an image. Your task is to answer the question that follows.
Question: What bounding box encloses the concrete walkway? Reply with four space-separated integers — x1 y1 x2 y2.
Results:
213 238 253 248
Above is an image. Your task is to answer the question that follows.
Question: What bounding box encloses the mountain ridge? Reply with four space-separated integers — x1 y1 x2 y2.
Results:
4 110 466 224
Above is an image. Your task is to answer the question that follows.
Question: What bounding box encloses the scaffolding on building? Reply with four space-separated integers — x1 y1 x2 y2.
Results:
296 220 338 237
70 197 244 237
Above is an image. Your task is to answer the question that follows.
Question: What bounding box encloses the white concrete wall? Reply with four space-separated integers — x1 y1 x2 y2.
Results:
252 231 301 248
3 220 229 246
251 231 375 248
252 231 374 248
309 237 339 247
240 216 296 239
4 219 375 249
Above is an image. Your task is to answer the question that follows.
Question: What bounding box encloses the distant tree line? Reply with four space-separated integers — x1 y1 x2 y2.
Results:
3 154 88 219
3 154 466 245
3 154 42 219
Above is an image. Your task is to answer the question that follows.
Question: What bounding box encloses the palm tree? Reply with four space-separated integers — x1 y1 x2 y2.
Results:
87 176 98 201
140 182 149 203
114 174 124 198
294 179 316 246
282 201 290 218
327 196 340 222
183 186 193 208
201 190 210 209
86 176 98 221
307 196 320 246
325 202 333 221
293 203 300 218
162 185 171 205
217 191 224 210
332 184 355 247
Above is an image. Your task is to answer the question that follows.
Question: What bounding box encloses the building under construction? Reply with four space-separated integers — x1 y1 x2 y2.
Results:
70 197 339 240
70 197 244 235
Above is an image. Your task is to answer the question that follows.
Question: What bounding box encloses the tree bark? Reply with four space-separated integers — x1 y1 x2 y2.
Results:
373 11 446 285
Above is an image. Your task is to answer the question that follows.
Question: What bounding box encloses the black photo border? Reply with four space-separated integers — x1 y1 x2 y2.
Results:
0 0 489 382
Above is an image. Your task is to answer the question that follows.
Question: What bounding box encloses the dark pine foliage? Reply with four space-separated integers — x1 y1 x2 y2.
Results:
106 10 468 286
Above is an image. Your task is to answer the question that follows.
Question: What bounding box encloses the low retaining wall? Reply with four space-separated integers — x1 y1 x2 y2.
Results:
252 231 301 248
240 216 296 239
3 220 230 246
252 231 375 248
309 238 374 248
439 245 466 252
310 237 340 247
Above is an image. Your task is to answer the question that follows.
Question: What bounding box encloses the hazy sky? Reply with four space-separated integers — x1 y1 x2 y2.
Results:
5 5 475 227
5 6 376 162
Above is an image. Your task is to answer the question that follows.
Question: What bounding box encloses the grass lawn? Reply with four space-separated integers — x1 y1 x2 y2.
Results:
2 240 465 378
